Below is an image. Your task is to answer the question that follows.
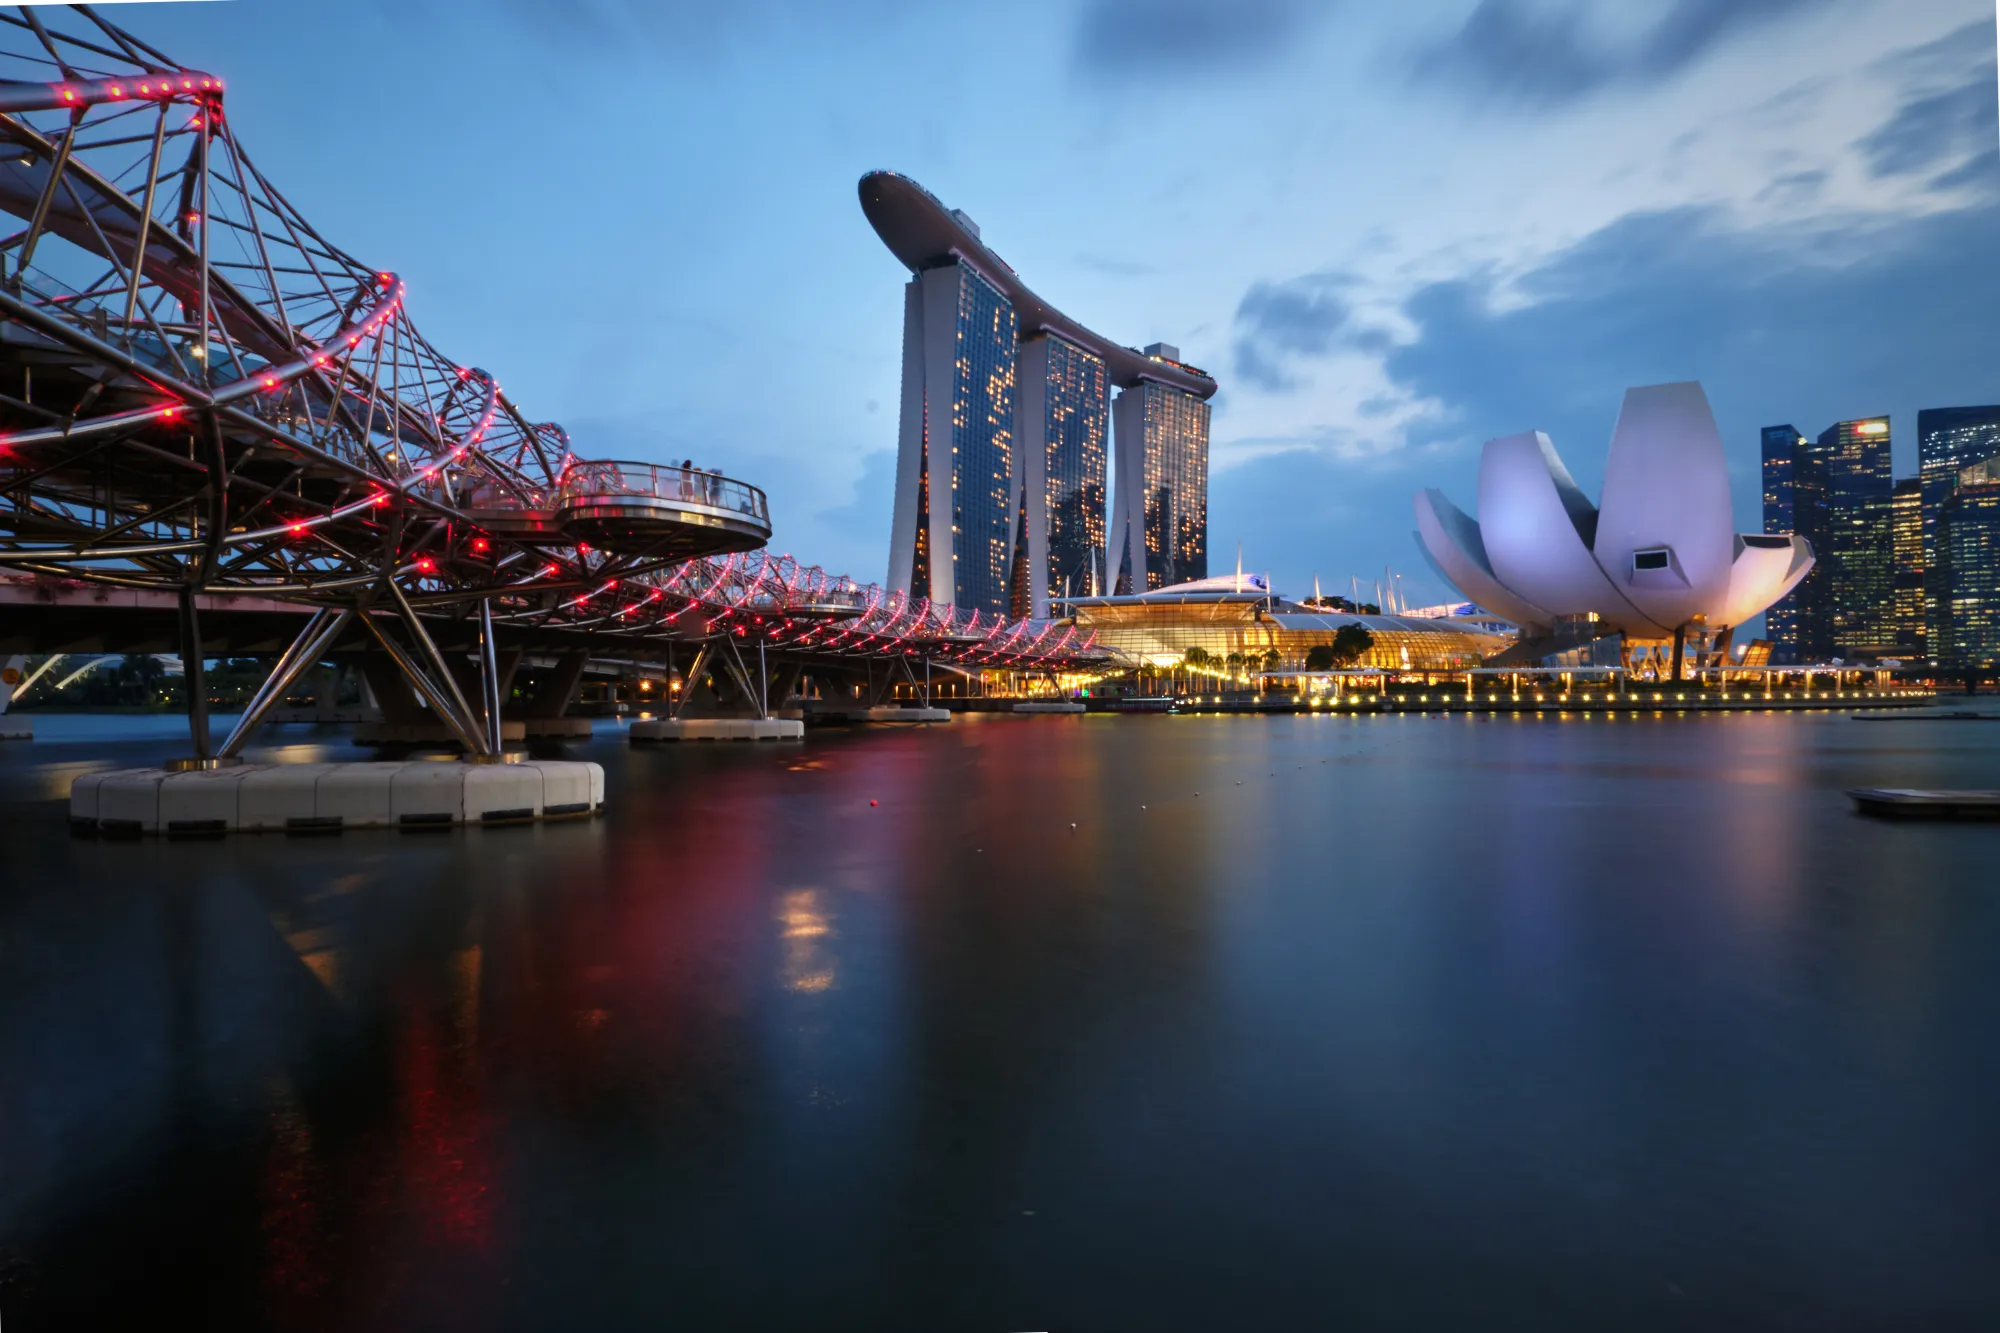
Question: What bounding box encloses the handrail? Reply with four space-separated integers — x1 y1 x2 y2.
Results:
556 459 769 524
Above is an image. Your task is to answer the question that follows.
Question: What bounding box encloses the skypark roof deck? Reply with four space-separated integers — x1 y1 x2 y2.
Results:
858 171 1217 400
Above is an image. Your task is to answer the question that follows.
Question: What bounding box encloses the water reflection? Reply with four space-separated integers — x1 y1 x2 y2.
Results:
779 889 836 995
0 714 1997 1329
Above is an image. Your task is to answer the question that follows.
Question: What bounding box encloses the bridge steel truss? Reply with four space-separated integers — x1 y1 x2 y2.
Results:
0 6 1097 755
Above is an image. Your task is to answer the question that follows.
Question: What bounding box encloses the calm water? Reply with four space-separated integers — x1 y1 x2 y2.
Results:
2 711 1997 1331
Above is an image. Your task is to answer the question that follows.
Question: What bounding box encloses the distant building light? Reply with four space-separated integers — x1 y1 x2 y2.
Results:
1856 421 1888 435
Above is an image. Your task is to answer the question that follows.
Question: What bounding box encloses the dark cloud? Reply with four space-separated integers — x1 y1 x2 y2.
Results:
1073 0 1324 82
1856 21 1996 181
1232 274 1360 393
1412 0 1821 109
1756 170 1827 206
1932 148 2000 195
1386 200 2000 482
1216 197 2000 604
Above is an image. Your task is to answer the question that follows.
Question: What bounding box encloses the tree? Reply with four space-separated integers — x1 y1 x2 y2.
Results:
1304 644 1337 672
1260 649 1281 673
1183 646 1214 669
117 653 164 706
1331 624 1375 666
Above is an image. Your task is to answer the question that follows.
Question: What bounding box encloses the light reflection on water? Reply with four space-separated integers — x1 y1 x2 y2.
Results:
0 711 1997 1329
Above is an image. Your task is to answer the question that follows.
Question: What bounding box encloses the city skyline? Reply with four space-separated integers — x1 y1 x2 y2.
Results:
1760 403 2000 664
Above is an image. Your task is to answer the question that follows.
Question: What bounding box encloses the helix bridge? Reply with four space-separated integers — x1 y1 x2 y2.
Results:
0 5 1097 761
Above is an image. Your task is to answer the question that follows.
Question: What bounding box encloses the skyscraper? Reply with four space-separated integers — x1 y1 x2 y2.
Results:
1015 333 1108 617
1760 424 1807 654
1810 416 1893 659
1937 458 2000 669
886 260 1017 616
1112 347 1212 593
862 172 1217 618
1917 405 2000 660
1891 476 1925 658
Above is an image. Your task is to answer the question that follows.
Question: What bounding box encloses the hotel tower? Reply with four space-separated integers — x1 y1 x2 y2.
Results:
860 172 1217 619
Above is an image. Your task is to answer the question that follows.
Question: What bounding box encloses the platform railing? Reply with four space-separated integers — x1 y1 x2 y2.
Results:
792 586 869 610
557 460 769 523
461 478 556 513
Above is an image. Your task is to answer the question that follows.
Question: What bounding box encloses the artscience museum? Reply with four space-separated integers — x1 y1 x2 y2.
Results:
1415 382 1815 671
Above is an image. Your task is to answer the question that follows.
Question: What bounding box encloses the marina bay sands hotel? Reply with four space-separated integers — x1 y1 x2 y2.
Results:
860 172 1218 620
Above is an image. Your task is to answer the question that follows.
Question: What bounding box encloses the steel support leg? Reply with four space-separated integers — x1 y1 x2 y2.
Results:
383 577 487 753
356 611 487 755
715 637 765 719
479 598 503 754
178 584 210 758
218 609 351 758
670 643 712 720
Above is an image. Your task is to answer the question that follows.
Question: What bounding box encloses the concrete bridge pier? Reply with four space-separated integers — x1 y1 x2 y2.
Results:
632 636 801 742
512 651 593 739
72 598 607 837
797 656 949 724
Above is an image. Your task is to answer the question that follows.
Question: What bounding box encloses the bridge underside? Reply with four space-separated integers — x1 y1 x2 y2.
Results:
0 578 1040 750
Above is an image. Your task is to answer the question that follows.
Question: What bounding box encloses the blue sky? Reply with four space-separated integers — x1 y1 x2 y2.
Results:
150 0 1999 606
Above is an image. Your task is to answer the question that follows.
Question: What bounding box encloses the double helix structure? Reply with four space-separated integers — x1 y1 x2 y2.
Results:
0 6 1095 756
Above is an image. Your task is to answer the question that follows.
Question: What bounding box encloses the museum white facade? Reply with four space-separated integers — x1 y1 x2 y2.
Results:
1414 382 1814 653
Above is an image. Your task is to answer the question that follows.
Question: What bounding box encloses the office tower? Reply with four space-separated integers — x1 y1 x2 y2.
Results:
1891 477 1925 657
863 172 1217 618
886 260 1018 617
1810 416 1893 658
1917 405 2000 660
1937 458 2000 669
1112 346 1212 593
1760 424 1807 654
1014 333 1109 618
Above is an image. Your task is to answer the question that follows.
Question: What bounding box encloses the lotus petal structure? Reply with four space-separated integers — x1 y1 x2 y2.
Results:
1413 382 1813 641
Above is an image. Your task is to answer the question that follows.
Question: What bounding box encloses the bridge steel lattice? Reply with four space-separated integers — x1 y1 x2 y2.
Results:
0 6 1097 757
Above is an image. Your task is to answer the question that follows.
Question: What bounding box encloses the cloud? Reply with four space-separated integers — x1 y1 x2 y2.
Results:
813 448 898 551
1209 445 1467 608
1755 169 1827 206
412 0 919 50
1856 20 1997 181
1231 274 1362 392
1383 200 2000 469
1212 196 2000 602
1073 0 1325 82
1931 149 2000 195
1412 0 1822 109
